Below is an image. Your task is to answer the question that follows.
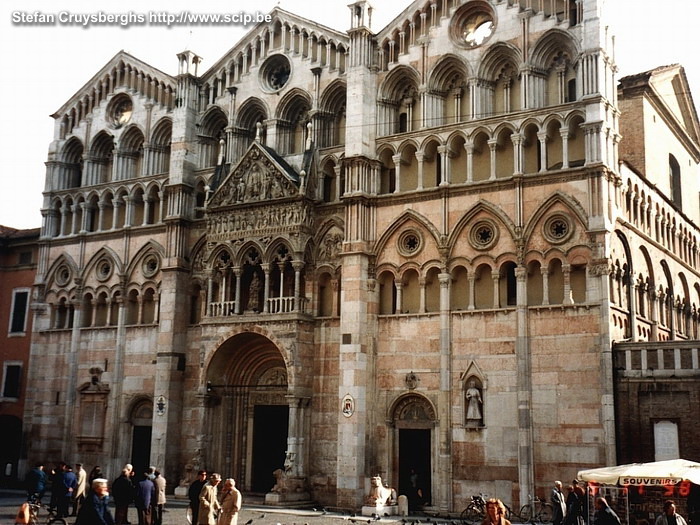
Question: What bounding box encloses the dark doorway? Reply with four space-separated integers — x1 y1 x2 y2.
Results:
131 425 152 476
252 405 288 492
0 415 22 486
399 428 431 509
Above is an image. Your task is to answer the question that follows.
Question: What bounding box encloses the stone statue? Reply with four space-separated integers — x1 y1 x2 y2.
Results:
465 380 483 426
247 272 261 312
365 476 397 506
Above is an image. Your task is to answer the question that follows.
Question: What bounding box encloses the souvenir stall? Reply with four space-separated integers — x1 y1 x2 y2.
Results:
577 459 700 525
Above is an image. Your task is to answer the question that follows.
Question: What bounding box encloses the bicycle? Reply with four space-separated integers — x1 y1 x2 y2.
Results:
461 493 488 524
519 495 553 523
25 495 67 525
461 494 518 524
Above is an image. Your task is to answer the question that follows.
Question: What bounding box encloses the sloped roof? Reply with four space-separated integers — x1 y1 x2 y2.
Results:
52 50 176 117
619 64 700 151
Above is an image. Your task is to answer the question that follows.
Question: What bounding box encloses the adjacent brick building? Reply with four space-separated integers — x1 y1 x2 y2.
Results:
0 226 39 485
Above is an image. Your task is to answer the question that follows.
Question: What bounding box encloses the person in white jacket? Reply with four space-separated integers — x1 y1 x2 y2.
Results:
72 463 87 517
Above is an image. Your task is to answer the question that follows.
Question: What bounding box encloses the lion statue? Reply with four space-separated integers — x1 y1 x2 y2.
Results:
365 476 397 506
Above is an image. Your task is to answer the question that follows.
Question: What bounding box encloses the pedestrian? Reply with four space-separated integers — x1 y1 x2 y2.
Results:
57 464 77 518
151 470 166 525
482 498 511 525
72 463 87 516
552 480 567 525
188 470 207 525
75 478 115 525
594 497 621 525
135 472 155 525
112 468 135 525
49 462 66 512
565 481 584 525
656 500 688 525
25 463 48 502
197 473 221 525
89 465 105 484
218 478 242 525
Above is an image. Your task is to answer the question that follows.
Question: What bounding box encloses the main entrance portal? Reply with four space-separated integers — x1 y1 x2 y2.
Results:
205 331 298 493
252 405 289 492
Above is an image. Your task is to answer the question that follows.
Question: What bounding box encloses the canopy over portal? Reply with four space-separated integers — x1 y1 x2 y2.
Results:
578 459 700 486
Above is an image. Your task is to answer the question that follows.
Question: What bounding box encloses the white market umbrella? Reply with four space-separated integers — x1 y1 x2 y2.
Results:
577 459 700 485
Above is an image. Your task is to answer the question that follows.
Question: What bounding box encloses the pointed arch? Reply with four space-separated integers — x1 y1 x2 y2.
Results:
447 200 517 250
522 191 588 242
373 209 442 260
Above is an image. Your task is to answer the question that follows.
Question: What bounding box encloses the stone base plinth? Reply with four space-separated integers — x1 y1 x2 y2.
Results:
361 504 398 517
174 486 188 499
264 491 311 505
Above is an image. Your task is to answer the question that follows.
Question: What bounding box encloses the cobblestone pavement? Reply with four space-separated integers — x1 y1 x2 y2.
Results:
0 491 464 525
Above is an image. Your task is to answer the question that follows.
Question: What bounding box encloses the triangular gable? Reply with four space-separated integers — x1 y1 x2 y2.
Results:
648 65 700 145
52 50 177 117
208 141 300 208
200 7 349 81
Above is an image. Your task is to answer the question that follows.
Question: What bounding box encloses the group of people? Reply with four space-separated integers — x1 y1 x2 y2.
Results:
110 464 167 525
187 470 242 525
25 462 167 525
26 462 94 517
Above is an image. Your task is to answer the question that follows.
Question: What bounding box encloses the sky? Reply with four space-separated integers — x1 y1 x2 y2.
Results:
1 0 699 230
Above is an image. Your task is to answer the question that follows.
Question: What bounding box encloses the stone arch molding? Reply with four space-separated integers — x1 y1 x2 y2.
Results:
388 392 438 429
373 209 443 260
522 191 588 243
203 325 291 387
447 199 517 250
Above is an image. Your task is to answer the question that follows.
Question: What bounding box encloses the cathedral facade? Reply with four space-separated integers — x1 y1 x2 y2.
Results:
24 0 700 513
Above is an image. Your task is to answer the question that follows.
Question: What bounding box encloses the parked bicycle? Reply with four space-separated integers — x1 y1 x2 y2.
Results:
461 494 518 524
519 495 553 523
25 495 67 525
461 493 489 524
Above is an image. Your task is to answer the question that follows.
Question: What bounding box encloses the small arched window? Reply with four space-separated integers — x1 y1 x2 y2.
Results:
669 154 682 210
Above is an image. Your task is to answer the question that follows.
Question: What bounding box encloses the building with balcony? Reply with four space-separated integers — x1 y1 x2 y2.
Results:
23 0 700 513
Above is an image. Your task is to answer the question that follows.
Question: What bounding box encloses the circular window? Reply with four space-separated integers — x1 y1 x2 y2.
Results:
107 94 133 129
96 259 113 282
259 54 292 93
469 220 499 250
543 214 574 244
56 265 71 286
450 2 496 49
142 254 160 278
397 230 423 257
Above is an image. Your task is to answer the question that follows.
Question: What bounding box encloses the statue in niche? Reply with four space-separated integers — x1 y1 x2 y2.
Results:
247 272 262 312
465 379 483 427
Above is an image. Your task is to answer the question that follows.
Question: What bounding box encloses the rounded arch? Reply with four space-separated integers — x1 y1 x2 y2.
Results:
529 29 580 70
206 330 289 388
388 392 437 428
379 65 421 101
477 42 522 80
59 137 85 189
427 54 470 93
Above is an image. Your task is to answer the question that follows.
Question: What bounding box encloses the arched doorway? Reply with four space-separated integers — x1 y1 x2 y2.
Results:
390 394 437 510
129 399 153 476
204 332 291 493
